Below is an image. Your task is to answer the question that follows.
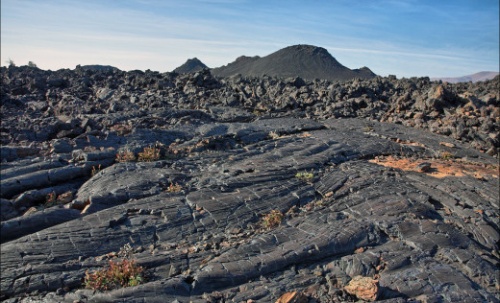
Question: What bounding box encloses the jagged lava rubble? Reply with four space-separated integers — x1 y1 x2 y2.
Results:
1 65 498 155
0 64 499 303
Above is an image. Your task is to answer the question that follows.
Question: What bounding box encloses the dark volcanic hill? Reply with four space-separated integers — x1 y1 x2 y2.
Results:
173 57 208 74
212 44 376 81
432 71 499 83
211 55 261 77
78 65 120 72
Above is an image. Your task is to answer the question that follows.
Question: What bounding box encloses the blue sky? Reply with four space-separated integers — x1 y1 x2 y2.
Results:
1 0 498 77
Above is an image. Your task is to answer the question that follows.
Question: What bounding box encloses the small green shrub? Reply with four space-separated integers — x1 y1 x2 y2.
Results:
84 259 144 291
440 151 454 160
262 209 283 229
45 191 73 207
109 124 133 136
137 146 160 162
91 164 102 177
268 130 281 140
295 171 314 181
116 149 136 163
45 192 57 207
165 182 182 193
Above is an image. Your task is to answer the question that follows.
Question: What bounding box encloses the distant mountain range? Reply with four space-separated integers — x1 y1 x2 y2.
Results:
83 46 496 83
431 71 499 83
173 44 376 81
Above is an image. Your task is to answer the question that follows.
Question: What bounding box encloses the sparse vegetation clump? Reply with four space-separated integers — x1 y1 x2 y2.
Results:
165 182 182 193
109 123 133 136
84 258 144 291
262 209 283 229
268 130 281 139
295 171 314 182
45 192 57 207
45 191 73 207
137 146 161 162
116 149 136 162
440 151 454 160
91 164 102 177
362 125 374 132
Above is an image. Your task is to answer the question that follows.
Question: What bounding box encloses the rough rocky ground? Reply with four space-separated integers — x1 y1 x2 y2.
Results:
0 66 499 302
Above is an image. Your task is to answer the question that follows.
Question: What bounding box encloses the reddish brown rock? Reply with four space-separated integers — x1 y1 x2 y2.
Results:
344 276 379 301
275 291 308 303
